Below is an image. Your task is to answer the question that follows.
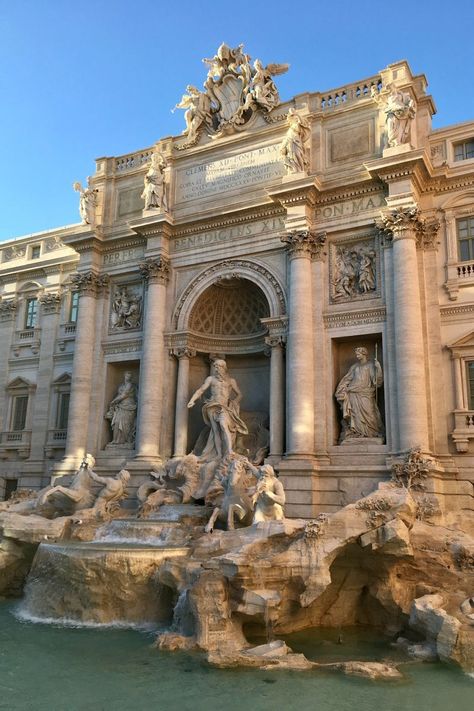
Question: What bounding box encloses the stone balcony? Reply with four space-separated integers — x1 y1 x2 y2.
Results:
11 328 41 358
451 410 474 453
56 322 76 354
0 430 31 459
45 428 68 459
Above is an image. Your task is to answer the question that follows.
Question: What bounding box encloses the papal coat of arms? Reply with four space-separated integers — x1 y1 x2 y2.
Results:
173 43 289 146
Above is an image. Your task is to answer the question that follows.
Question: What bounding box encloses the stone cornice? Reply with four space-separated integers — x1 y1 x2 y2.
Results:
267 178 320 209
101 236 147 254
138 256 171 284
281 230 327 260
129 215 174 239
364 149 432 196
324 306 386 328
313 180 385 207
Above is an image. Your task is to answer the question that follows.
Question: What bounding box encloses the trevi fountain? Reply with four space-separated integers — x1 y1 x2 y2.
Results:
0 44 474 710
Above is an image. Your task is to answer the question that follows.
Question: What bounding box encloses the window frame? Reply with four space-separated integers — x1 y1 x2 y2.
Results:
69 290 79 323
24 297 38 329
454 139 474 162
457 216 474 262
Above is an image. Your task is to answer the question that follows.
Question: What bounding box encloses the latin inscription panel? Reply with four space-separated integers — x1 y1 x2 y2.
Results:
176 144 285 202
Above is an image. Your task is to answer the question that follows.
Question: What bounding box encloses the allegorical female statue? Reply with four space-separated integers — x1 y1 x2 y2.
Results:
335 347 384 442
106 371 138 447
73 177 97 225
280 108 311 174
141 152 168 212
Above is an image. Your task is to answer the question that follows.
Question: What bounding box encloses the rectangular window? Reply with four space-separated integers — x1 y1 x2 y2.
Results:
56 392 70 430
467 362 474 410
30 245 41 259
69 292 79 323
457 217 474 262
25 298 38 328
454 139 474 162
11 395 28 431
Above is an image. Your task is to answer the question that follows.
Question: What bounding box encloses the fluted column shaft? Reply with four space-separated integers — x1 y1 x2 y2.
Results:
173 348 195 456
136 257 170 460
65 272 109 460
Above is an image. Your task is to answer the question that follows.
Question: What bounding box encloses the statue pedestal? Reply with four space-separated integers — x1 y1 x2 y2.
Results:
339 437 385 451
383 144 413 158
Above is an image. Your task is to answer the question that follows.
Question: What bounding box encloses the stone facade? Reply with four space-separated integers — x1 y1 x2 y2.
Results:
1 56 474 519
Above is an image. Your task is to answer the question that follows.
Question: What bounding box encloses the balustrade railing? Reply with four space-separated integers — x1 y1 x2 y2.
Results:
318 76 382 111
456 261 474 279
115 150 153 173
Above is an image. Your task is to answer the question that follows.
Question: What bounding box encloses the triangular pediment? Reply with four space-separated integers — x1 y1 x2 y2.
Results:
448 330 474 350
7 376 35 391
52 372 72 385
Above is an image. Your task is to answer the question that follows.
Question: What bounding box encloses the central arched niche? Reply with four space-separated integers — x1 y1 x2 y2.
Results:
188 277 270 336
186 277 271 458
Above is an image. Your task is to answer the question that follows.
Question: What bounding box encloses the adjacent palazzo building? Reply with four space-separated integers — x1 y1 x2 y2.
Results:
1 52 473 519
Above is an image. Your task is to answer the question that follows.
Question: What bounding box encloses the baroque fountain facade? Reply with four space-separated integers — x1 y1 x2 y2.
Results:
1 44 474 677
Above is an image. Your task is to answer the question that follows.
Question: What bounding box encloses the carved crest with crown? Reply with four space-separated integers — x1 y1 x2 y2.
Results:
173 42 289 147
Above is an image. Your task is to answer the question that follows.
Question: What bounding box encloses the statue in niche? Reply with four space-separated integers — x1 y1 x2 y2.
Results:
371 84 416 148
105 371 137 447
249 463 286 523
280 108 311 174
335 347 384 442
110 286 142 330
187 359 248 462
89 468 130 515
332 244 377 300
141 151 168 212
73 177 98 225
38 453 97 516
174 85 213 142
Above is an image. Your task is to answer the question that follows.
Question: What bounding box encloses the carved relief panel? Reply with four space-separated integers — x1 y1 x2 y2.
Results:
329 234 380 304
109 282 143 334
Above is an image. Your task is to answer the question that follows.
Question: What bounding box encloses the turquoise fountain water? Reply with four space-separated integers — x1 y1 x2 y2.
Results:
1 602 473 711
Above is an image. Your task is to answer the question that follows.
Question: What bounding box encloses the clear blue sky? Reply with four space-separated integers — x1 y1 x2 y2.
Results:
1 0 473 241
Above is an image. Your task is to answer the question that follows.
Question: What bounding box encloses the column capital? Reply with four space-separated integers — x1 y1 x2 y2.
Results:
171 347 196 359
71 270 110 297
0 299 17 321
377 206 440 250
39 291 63 315
265 334 286 349
281 230 327 260
139 255 170 284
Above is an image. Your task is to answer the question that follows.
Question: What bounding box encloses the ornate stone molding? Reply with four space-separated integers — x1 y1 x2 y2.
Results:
416 218 440 250
138 256 170 284
324 307 386 329
39 291 63 315
264 334 286 348
71 271 110 297
281 230 327 260
102 338 142 356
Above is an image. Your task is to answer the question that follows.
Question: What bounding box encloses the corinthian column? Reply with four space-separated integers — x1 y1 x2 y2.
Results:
172 347 196 457
281 230 325 456
264 334 286 459
135 256 170 461
64 271 109 463
378 206 432 451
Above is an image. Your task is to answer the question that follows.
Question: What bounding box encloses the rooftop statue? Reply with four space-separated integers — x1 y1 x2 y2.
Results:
371 83 416 148
73 177 97 225
280 107 311 174
174 42 289 143
141 151 168 212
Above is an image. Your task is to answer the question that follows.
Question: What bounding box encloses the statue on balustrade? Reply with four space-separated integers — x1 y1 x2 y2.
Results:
280 108 311 174
371 83 416 148
187 359 248 462
73 177 98 225
141 151 168 212
335 347 384 442
106 371 137 448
